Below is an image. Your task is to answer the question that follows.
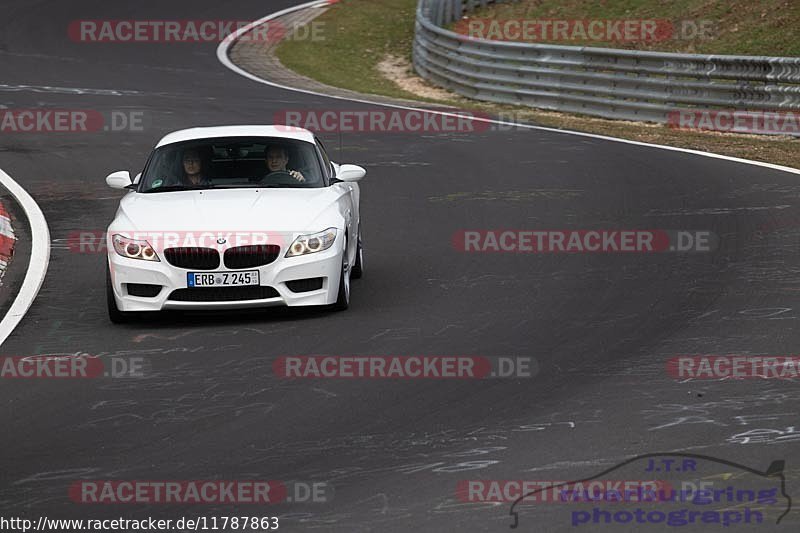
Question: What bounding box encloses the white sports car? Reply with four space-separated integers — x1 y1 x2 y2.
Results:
104 125 365 322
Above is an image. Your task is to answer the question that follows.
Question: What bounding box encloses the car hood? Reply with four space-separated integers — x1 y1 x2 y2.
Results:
113 188 343 233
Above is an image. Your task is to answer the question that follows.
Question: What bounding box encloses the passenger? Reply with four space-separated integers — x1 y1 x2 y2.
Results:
182 148 209 186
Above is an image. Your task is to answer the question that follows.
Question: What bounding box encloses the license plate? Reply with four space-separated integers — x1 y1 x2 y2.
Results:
187 271 260 287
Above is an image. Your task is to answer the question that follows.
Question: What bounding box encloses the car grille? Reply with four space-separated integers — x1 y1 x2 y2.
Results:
224 245 281 269
125 283 162 297
167 286 280 302
286 277 324 293
164 247 220 270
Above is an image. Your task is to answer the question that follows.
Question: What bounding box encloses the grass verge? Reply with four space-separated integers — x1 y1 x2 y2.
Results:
456 0 800 56
276 0 420 101
454 0 800 56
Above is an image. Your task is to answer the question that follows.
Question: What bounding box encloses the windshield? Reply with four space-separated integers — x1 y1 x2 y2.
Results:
139 136 325 193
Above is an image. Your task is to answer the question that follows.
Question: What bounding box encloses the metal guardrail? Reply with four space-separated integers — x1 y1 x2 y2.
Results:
413 0 800 132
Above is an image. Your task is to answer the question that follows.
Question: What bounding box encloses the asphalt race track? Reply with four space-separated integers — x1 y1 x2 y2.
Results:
1 1 800 531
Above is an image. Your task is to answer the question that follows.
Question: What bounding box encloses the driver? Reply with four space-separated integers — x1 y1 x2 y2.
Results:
264 145 305 182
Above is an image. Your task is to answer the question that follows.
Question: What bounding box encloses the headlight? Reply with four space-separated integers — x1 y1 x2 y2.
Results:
112 234 160 261
286 228 337 257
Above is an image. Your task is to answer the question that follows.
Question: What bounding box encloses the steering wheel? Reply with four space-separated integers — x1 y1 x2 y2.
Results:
263 170 293 180
259 170 302 186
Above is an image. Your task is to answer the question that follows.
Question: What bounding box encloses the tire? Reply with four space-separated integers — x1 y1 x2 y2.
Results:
331 241 350 311
106 264 132 324
351 229 363 279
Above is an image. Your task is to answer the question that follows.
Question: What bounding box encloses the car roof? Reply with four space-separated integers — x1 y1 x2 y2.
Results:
155 125 316 148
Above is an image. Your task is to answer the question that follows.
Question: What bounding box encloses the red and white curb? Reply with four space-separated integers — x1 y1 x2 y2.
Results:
0 201 15 277
0 167 50 346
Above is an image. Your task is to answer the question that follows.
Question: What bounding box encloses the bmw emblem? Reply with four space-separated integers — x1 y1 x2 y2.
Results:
217 237 227 245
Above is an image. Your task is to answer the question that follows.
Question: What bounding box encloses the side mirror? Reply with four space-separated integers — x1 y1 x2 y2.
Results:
337 164 366 182
106 170 131 190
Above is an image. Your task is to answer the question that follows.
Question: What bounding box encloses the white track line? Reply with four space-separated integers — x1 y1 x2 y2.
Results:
217 0 800 176
0 168 50 346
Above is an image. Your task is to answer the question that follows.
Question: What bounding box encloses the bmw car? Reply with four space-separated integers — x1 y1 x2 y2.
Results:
104 125 365 322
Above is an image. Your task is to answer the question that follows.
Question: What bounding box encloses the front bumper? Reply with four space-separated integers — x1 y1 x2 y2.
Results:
108 244 342 312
